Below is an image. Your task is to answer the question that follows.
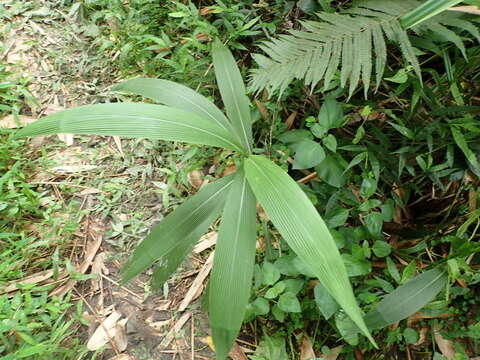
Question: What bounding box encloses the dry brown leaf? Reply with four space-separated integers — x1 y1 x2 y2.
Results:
0 115 36 128
114 320 128 352
187 170 204 189
321 346 343 360
86 310 123 350
255 99 269 120
300 335 316 360
448 5 480 15
199 7 214 15
154 299 172 311
91 252 108 292
256 203 270 221
434 324 456 360
79 187 102 195
221 164 237 177
414 327 429 346
285 111 297 130
229 342 249 360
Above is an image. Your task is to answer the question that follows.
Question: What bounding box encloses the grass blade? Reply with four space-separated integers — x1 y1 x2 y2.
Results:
209 167 257 359
244 155 376 346
14 103 244 153
121 175 235 282
212 40 253 153
112 78 234 133
364 268 447 330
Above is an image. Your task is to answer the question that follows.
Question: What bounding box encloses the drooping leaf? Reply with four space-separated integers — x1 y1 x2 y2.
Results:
244 155 376 346
112 78 234 133
121 175 234 282
14 103 245 153
210 168 257 360
212 40 253 153
364 268 448 330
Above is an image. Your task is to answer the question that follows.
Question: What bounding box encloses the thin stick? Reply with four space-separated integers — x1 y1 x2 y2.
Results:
191 315 195 360
101 273 144 301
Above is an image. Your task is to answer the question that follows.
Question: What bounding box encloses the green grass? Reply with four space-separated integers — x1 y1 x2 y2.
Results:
0 132 90 359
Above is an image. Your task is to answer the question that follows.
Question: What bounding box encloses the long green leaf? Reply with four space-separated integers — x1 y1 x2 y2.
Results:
400 0 463 29
244 155 376 346
151 238 194 291
121 175 234 282
112 78 235 133
210 168 257 360
14 103 244 153
364 268 447 330
212 40 253 153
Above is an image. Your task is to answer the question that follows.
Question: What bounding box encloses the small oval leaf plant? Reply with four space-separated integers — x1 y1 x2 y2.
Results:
16 40 377 357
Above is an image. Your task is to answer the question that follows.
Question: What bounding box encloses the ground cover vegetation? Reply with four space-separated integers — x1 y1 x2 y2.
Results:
2 0 480 359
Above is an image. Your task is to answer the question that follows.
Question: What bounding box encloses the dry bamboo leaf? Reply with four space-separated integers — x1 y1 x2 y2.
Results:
178 252 214 311
434 324 455 360
0 269 66 294
57 133 74 146
193 231 218 253
154 299 172 311
158 311 192 348
91 252 108 292
79 187 102 195
300 335 316 360
114 319 129 352
112 136 124 157
86 310 123 350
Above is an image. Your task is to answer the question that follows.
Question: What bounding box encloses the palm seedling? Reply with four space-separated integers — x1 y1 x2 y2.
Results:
15 40 378 357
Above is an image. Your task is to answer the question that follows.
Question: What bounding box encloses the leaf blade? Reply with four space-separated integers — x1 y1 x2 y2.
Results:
364 268 448 330
244 155 375 346
15 103 244 153
212 40 253 153
210 168 257 359
112 78 234 133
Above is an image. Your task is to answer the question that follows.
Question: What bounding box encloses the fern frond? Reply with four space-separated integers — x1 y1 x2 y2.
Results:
250 0 479 98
